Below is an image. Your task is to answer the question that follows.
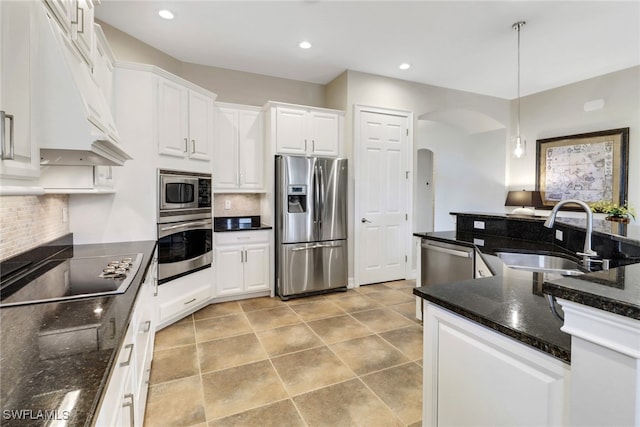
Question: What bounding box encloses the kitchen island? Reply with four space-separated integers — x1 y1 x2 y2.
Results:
414 213 640 426
0 235 157 426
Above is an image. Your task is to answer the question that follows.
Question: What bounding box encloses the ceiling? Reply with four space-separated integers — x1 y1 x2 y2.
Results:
95 1 640 100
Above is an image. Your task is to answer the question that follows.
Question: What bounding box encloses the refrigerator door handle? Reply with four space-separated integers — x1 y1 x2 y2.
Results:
291 243 339 252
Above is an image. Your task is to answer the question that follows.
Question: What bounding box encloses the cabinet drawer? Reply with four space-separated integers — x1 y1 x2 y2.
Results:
159 284 210 321
215 230 269 245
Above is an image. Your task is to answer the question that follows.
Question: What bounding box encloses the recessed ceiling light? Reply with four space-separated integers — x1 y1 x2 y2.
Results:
299 41 312 49
399 63 411 70
158 9 174 20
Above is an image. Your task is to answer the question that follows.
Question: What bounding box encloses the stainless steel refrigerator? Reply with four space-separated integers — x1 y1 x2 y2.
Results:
275 155 348 299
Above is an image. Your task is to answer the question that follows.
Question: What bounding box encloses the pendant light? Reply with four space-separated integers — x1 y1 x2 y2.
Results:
512 21 526 158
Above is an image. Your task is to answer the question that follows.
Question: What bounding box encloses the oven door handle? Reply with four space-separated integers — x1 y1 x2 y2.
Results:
158 220 212 238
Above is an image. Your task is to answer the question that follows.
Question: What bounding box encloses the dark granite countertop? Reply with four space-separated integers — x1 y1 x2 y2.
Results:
213 215 272 232
413 229 640 363
0 237 157 427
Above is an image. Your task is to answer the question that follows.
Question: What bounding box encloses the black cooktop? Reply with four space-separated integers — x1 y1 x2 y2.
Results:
0 253 143 307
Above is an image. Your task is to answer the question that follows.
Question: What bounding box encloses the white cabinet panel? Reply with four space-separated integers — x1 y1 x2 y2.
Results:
188 90 213 161
272 104 343 157
275 107 307 154
423 303 569 427
244 244 270 292
158 77 214 162
309 111 340 156
0 0 39 182
214 230 270 297
215 246 245 295
213 104 263 192
158 78 189 158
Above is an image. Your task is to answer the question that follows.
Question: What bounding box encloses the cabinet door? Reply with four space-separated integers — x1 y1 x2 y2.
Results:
70 0 94 67
0 1 39 180
188 90 213 161
213 108 239 189
215 245 245 295
309 111 340 156
275 107 307 154
238 110 263 189
43 0 76 34
158 78 189 158
243 243 270 292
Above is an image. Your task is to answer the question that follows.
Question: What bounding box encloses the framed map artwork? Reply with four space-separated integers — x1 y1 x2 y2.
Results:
536 128 629 209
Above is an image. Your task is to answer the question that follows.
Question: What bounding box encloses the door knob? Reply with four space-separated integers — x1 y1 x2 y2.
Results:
361 218 372 223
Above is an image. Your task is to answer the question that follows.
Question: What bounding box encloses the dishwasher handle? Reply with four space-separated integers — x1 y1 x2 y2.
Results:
422 241 473 258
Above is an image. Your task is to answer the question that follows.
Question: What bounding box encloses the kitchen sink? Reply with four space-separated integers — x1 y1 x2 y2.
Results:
495 251 585 276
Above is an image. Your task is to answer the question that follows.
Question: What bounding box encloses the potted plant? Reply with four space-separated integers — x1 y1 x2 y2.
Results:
590 200 636 224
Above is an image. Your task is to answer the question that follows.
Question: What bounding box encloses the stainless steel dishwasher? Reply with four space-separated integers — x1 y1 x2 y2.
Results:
420 239 475 286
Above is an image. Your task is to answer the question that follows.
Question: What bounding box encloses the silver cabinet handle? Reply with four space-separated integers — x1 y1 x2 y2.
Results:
141 320 151 334
184 298 197 305
312 140 315 153
361 218 372 223
1 111 15 160
122 393 134 427
191 139 196 154
120 343 134 367
183 138 188 153
71 4 84 34
304 139 308 152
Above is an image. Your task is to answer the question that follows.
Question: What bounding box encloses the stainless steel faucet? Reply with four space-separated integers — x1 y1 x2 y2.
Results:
544 199 598 266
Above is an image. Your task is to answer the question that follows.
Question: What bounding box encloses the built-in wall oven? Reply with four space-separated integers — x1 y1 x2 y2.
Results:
157 169 213 284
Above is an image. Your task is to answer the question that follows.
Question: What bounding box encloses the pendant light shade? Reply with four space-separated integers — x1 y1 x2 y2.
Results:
512 21 526 158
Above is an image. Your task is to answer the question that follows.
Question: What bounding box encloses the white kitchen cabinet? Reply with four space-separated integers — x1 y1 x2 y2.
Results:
70 0 94 67
0 1 40 185
270 103 343 157
43 0 76 35
423 302 569 426
95 253 158 427
157 266 213 329
92 23 115 109
158 77 214 162
40 164 115 193
214 103 264 192
215 230 271 297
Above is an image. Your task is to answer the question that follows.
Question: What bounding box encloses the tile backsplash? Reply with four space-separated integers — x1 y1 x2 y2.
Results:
213 193 261 217
0 195 70 261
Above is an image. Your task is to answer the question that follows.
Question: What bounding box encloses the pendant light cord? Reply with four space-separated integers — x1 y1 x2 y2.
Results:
513 21 526 138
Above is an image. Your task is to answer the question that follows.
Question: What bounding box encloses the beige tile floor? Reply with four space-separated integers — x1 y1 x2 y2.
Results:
144 280 423 427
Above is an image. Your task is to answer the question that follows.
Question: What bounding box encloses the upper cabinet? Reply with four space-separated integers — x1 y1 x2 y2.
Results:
0 1 41 191
269 103 344 157
214 103 264 192
158 77 214 162
70 0 94 67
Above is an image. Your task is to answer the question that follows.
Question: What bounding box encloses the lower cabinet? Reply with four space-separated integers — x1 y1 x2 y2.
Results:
423 302 569 426
95 253 158 427
215 230 271 298
156 266 213 329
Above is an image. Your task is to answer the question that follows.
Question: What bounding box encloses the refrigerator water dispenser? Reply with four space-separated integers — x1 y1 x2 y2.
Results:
288 185 307 213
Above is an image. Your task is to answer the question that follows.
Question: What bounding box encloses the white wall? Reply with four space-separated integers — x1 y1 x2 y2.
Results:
416 123 507 230
507 66 640 236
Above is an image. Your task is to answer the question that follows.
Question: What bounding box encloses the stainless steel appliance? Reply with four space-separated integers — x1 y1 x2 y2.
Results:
157 169 213 284
0 253 143 307
158 169 212 223
420 239 475 286
275 155 348 299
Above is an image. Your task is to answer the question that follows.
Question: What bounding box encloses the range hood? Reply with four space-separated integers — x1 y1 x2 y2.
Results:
34 4 132 166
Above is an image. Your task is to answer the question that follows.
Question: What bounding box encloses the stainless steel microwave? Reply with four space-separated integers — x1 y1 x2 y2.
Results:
158 169 212 222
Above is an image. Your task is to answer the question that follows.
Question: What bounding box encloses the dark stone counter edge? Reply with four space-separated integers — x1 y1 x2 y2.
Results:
87 240 157 424
542 281 640 320
413 287 571 363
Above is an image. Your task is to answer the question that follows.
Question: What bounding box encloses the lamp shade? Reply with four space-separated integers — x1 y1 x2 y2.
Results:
505 190 543 208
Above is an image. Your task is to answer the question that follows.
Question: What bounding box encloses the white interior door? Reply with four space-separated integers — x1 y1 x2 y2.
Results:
356 107 411 285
